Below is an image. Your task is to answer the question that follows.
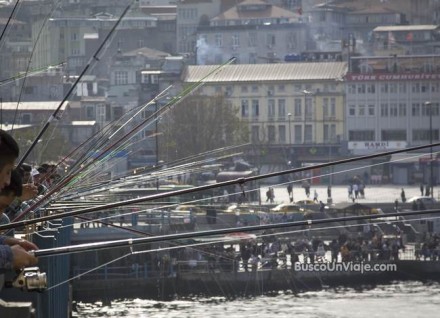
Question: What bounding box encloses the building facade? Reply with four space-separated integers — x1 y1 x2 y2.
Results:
346 54 440 184
183 62 347 181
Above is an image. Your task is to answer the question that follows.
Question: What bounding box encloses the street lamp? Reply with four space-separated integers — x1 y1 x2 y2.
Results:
425 101 434 198
287 112 292 147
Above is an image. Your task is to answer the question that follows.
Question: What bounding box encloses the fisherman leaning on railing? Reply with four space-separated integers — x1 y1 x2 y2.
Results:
0 130 39 274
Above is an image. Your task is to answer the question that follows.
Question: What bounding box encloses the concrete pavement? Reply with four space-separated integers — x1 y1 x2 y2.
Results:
260 183 439 206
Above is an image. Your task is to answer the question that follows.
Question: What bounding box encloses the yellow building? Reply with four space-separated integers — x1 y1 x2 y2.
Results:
183 62 347 148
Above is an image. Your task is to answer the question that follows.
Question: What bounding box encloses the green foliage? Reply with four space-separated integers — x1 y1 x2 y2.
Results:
13 126 67 164
159 94 248 161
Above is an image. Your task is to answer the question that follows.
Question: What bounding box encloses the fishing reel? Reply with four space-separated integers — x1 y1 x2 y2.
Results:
6 267 47 292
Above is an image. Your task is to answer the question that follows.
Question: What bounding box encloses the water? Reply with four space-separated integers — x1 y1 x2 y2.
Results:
73 281 440 318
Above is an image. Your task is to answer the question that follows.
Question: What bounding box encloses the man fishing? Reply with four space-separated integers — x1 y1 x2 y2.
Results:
0 129 38 271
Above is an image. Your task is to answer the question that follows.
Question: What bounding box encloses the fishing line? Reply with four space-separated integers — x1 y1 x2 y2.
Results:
45 84 175 195
54 144 433 206
46 252 131 291
17 1 135 166
27 207 440 258
57 150 245 201
0 0 22 51
0 62 66 87
41 213 437 292
4 142 440 231
11 58 238 221
10 0 64 133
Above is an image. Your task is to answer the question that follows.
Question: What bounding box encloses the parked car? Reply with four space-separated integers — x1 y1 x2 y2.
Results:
270 203 305 213
295 199 318 205
406 196 437 204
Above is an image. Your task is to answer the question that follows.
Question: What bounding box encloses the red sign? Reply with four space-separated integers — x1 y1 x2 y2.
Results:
346 73 440 81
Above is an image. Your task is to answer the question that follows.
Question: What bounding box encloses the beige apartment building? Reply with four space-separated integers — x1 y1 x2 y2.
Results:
182 62 347 174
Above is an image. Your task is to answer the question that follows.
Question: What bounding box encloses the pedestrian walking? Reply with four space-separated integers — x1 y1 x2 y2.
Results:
401 188 406 203
287 184 293 202
420 183 424 196
327 185 332 198
313 189 319 203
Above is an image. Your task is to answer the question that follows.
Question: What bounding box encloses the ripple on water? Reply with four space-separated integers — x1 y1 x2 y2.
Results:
73 281 440 318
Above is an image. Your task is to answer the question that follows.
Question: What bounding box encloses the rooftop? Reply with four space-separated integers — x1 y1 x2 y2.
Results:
183 62 348 83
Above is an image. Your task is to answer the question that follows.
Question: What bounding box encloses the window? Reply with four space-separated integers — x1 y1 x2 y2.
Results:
268 99 275 119
412 83 420 93
251 85 259 93
113 106 123 120
241 86 248 93
390 103 398 117
248 32 257 47
330 98 336 116
279 125 286 143
251 100 259 118
21 113 32 124
357 84 366 94
278 99 286 118
399 103 407 117
368 105 375 116
380 103 388 117
380 83 388 93
412 103 420 116
367 84 375 93
241 100 249 117
348 130 375 141
323 98 329 117
215 34 223 47
268 125 276 142
294 98 302 117
294 125 302 143
86 106 95 119
304 125 313 143
324 124 336 142
349 105 356 116
232 34 240 48
115 71 128 85
305 98 313 119
266 34 276 47
348 84 356 94
413 129 439 141
381 130 406 141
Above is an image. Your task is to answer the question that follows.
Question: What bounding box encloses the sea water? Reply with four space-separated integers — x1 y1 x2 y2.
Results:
73 281 440 318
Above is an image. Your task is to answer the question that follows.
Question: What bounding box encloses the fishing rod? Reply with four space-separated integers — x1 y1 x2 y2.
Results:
10 0 65 133
57 150 245 201
16 2 133 166
129 143 250 175
0 0 21 49
3 141 440 231
32 207 440 257
0 62 66 87
53 56 235 188
11 57 237 222
38 84 173 198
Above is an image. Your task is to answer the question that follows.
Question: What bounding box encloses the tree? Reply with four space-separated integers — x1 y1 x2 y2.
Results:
159 94 248 161
13 126 68 164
